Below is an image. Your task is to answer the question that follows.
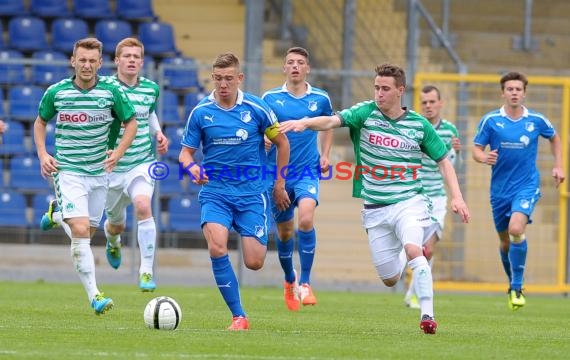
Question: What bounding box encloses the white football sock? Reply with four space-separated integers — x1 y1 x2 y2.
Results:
138 217 156 275
70 238 99 301
409 256 434 318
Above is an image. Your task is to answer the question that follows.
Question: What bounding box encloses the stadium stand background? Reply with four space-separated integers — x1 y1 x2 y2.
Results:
1 0 568 292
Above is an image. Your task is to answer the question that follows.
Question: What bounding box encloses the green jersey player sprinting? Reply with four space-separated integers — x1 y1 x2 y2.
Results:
280 63 470 335
34 38 137 315
403 85 461 310
103 37 169 292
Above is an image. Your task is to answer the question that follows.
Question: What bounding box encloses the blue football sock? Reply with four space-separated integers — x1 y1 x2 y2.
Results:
298 228 316 284
499 248 512 284
211 254 245 317
277 237 295 283
508 240 527 290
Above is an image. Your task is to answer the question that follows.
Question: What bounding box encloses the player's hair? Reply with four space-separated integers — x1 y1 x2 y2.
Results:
73 37 103 57
421 85 441 99
375 63 406 88
286 46 309 62
115 37 144 58
212 53 240 70
500 71 528 91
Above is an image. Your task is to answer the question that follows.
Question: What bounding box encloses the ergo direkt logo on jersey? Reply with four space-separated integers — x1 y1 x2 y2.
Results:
58 113 108 123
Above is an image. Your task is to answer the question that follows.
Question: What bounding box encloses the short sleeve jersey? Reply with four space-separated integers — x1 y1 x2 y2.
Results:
338 100 448 204
262 83 333 176
108 75 159 172
38 76 136 175
421 119 459 197
473 106 555 199
181 89 279 195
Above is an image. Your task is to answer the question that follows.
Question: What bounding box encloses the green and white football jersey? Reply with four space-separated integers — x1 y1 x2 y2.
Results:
339 101 447 204
421 119 459 198
38 76 136 175
109 75 159 173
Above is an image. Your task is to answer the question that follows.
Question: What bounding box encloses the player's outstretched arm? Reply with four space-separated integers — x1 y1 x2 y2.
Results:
438 158 470 223
279 115 342 133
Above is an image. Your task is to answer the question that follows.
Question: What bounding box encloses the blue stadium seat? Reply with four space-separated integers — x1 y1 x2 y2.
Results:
164 125 184 161
31 50 70 86
94 19 133 56
0 0 27 17
0 121 27 156
8 16 48 53
0 88 6 117
51 18 89 54
31 192 56 226
184 92 204 120
8 85 45 123
30 0 71 18
138 22 178 57
72 0 113 20
142 55 155 77
116 0 157 21
0 50 26 85
0 21 5 49
9 155 50 193
31 121 56 154
156 160 186 196
0 190 28 227
159 90 181 126
168 195 202 232
162 56 200 90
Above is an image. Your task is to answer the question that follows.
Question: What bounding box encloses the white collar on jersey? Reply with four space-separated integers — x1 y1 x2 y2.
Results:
500 105 528 118
280 82 313 94
208 89 245 105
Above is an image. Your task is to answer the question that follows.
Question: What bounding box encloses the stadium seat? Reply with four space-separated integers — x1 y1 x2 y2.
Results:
162 56 200 90
184 92 204 119
31 50 70 86
164 125 184 161
0 190 28 227
156 160 187 196
159 90 181 126
8 16 48 53
31 121 56 154
138 22 179 57
0 21 5 49
142 55 156 78
0 50 26 85
72 0 113 20
0 0 27 17
167 195 202 232
30 0 71 18
0 121 27 156
94 19 133 56
51 18 89 54
31 193 56 227
8 85 45 123
9 155 50 193
116 0 157 21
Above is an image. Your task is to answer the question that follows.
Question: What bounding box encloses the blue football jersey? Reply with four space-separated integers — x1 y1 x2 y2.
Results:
181 89 278 195
262 83 333 176
473 106 555 198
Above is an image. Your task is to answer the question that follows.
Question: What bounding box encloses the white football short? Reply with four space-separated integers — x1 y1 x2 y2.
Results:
106 162 155 225
361 194 436 279
53 172 107 227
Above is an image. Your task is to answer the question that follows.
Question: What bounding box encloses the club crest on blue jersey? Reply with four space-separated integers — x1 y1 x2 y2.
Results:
240 111 252 123
308 101 317 111
525 122 535 132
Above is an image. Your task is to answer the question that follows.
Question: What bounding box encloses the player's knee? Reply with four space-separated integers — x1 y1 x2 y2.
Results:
133 199 152 219
381 276 399 287
509 233 526 244
244 258 264 270
278 227 295 241
297 214 314 231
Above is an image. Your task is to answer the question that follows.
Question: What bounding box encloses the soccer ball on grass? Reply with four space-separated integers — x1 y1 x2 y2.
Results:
143 296 182 330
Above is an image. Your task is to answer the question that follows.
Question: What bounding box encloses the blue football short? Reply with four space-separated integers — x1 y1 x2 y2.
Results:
491 185 541 232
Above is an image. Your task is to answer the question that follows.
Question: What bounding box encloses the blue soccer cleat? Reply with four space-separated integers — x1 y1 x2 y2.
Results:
39 199 60 231
105 241 122 270
139 273 156 292
91 293 113 315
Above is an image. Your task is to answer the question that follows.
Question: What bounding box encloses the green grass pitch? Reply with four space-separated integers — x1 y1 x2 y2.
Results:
0 281 568 359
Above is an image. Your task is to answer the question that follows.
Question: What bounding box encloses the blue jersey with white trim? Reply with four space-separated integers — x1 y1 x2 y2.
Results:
181 89 278 195
473 106 555 199
262 83 333 176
